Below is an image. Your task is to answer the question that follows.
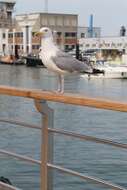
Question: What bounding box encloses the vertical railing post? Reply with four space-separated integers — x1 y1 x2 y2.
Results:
34 99 54 190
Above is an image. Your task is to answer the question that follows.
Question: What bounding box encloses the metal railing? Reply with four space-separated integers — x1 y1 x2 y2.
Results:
0 85 127 189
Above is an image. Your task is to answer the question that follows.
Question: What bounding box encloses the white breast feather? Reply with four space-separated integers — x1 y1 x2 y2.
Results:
39 40 67 74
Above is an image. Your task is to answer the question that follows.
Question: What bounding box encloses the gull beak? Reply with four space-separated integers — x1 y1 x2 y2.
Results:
34 31 43 37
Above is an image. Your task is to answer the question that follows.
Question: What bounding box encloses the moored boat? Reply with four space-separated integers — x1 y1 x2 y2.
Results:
81 61 127 79
0 55 25 65
23 55 45 67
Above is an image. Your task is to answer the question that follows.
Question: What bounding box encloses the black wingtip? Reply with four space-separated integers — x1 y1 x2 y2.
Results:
0 176 12 185
92 68 105 74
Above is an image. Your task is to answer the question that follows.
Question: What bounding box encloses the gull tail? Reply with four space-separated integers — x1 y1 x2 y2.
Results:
81 59 104 75
80 68 104 75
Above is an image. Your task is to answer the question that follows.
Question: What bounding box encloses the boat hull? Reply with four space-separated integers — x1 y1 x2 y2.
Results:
82 66 127 79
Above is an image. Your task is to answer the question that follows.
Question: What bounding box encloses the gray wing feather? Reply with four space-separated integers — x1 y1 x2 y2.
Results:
51 51 92 73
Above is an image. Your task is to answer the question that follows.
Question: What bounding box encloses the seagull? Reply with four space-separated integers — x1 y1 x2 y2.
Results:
35 27 93 93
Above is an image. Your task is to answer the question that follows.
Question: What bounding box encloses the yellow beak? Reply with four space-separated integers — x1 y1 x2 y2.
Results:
34 31 43 37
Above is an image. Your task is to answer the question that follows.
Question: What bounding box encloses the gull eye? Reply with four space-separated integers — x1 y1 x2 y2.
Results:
45 29 48 32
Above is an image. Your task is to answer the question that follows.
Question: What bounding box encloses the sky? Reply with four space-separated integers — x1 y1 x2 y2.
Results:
15 0 127 36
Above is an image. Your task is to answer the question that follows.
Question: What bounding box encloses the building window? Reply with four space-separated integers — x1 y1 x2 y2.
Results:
65 32 69 37
57 32 62 37
3 33 6 39
81 33 85 38
85 44 90 47
7 11 12 20
65 32 77 37
32 45 35 49
15 32 23 38
16 45 20 49
117 43 122 47
8 33 13 38
32 45 40 49
71 32 76 37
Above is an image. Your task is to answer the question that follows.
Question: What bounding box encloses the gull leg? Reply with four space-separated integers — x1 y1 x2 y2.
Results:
60 75 64 93
57 74 64 93
57 74 61 92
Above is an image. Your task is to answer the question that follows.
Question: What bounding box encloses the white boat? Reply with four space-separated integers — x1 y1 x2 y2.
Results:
81 61 127 79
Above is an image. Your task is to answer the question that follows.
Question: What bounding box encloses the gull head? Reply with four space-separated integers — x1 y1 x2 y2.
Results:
34 27 53 39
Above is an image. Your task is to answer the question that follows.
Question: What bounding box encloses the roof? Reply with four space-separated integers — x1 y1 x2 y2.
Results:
16 12 78 17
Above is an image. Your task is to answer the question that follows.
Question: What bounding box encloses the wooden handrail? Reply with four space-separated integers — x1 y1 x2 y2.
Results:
0 85 126 112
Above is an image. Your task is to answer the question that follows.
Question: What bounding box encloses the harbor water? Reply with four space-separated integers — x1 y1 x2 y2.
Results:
0 65 127 189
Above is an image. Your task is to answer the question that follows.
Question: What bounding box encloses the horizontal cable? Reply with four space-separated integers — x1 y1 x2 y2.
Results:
0 181 21 190
0 149 40 165
48 163 127 190
0 118 41 130
48 128 127 149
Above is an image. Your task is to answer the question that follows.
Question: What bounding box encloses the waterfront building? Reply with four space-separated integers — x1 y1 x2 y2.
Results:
0 1 102 56
0 2 78 55
14 13 78 54
0 0 15 55
9 13 78 55
79 36 127 62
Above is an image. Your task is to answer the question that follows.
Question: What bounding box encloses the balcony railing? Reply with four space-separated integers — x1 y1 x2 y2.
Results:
0 85 127 190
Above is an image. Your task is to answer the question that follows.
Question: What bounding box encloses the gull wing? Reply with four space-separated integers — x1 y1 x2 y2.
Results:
51 51 92 73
